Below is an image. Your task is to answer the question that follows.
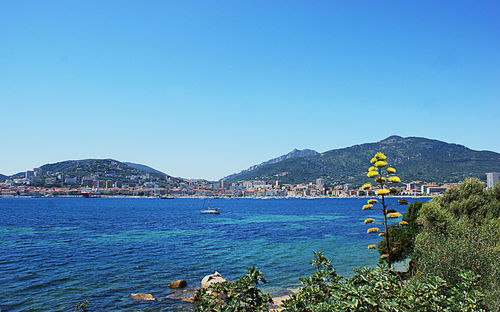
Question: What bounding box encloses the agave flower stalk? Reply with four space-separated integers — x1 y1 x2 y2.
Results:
363 152 406 268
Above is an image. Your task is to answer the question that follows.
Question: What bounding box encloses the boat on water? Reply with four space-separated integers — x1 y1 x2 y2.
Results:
200 208 220 214
200 200 220 214
81 188 101 198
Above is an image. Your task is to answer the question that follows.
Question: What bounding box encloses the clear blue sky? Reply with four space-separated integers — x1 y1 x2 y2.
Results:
1 0 499 180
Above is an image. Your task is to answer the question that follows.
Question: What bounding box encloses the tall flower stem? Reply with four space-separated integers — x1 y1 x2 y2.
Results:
379 168 392 268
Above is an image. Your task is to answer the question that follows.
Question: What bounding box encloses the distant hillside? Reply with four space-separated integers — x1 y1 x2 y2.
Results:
223 148 319 181
0 174 7 182
36 159 167 179
225 136 500 185
124 162 166 176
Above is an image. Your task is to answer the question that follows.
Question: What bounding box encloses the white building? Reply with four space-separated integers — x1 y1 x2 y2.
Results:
486 172 500 189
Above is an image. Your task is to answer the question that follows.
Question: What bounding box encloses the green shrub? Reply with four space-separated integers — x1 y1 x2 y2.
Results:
377 202 423 263
194 266 272 312
414 179 500 310
283 252 487 312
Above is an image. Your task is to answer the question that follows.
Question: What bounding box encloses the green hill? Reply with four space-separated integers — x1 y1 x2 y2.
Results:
224 136 500 185
37 159 166 179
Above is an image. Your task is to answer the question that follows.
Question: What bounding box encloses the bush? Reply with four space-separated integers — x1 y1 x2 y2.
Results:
283 252 487 312
194 266 273 312
414 179 500 310
377 202 423 263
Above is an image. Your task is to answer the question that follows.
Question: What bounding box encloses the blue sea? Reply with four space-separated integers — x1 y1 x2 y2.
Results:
0 197 426 311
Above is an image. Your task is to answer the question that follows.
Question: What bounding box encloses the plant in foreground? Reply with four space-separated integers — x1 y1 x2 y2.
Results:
282 252 487 312
194 266 272 312
362 152 407 267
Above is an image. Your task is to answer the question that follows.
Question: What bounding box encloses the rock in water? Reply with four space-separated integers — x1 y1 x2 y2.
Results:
201 272 226 289
130 293 155 301
169 280 187 289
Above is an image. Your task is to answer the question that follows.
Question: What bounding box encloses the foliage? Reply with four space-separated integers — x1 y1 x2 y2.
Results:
282 251 487 312
224 135 500 184
361 152 407 267
414 179 500 310
194 266 273 312
377 202 423 263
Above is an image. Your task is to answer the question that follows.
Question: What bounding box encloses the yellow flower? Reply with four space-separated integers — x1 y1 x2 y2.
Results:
369 166 378 172
367 199 378 204
362 204 373 210
367 227 380 234
370 157 378 164
367 171 378 178
398 199 409 205
374 177 386 183
380 254 389 259
399 221 409 226
387 212 403 218
379 232 386 237
375 161 388 168
388 176 401 183
376 189 390 195
364 218 374 224
375 152 387 160
368 245 376 249
386 167 396 174
362 184 372 190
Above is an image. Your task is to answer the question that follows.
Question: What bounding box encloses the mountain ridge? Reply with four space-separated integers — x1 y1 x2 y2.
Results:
224 136 500 185
222 148 319 181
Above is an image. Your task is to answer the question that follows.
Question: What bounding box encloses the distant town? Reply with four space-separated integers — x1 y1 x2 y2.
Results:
2 167 498 198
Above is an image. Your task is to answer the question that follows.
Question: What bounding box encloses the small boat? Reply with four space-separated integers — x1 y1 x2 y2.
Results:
200 200 220 214
81 187 101 198
200 208 220 214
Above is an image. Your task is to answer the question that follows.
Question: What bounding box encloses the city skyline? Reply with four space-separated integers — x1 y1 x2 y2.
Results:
2 1 500 180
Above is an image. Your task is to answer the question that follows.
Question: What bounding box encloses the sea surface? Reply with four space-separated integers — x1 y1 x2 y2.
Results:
0 197 427 311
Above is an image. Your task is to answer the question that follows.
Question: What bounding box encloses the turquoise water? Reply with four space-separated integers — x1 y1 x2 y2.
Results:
0 197 426 311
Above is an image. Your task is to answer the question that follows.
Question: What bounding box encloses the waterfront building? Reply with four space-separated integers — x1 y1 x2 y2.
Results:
486 172 500 189
64 177 77 184
33 168 42 177
316 178 324 189
406 182 416 191
45 177 57 185
421 184 439 194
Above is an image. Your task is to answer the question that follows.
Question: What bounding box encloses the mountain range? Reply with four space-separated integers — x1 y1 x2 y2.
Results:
223 136 500 185
223 148 319 181
1 136 500 185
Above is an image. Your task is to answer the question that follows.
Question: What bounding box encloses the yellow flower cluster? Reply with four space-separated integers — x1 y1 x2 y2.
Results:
364 218 374 224
370 157 378 164
367 171 378 178
362 204 373 210
368 245 376 249
380 254 389 259
378 232 386 237
362 184 372 190
369 166 378 172
367 227 380 233
388 176 401 183
375 152 387 160
367 199 378 204
386 167 396 174
376 189 390 195
399 221 409 226
375 161 388 168
387 212 403 218
375 177 386 183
